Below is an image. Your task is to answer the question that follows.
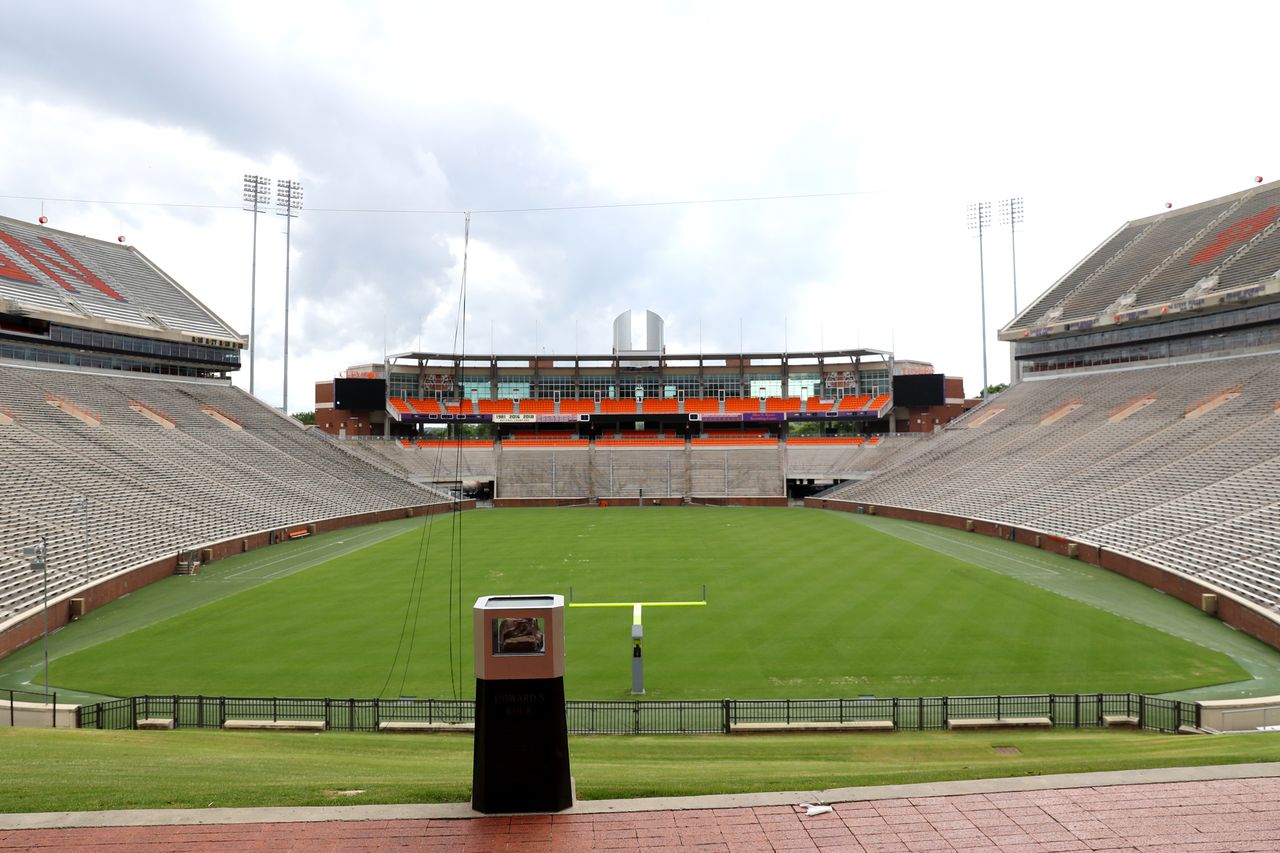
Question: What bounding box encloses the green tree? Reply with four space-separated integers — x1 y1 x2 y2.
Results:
292 411 316 425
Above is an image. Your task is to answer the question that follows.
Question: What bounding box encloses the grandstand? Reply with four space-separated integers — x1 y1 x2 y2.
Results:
316 311 972 501
816 181 1280 633
0 215 450 651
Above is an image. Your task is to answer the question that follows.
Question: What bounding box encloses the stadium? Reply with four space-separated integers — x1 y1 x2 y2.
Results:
4 176 1280 823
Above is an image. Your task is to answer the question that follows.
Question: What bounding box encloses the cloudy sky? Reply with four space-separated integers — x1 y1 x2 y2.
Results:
2 0 1276 408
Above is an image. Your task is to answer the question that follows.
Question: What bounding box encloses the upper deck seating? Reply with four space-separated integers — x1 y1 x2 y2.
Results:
601 398 639 415
837 395 873 411
640 398 679 414
724 397 762 414
516 399 554 414
683 398 721 414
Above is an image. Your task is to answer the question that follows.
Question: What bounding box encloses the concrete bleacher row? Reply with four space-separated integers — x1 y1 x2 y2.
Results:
389 394 891 417
0 363 450 622
823 352 1280 610
495 446 784 499
342 435 908 498
1018 181 1280 328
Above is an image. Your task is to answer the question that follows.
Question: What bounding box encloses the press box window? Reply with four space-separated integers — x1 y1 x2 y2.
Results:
493 617 545 655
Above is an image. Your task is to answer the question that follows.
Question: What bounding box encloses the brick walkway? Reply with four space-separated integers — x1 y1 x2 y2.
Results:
3 775 1279 852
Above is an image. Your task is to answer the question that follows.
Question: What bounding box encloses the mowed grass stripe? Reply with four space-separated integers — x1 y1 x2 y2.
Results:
6 726 1280 813
47 508 1248 699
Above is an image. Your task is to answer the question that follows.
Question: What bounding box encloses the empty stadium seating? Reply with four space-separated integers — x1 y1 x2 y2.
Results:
640 398 679 414
601 398 639 414
515 399 553 414
683 398 722 414
823 352 1280 610
0 363 450 622
557 398 596 415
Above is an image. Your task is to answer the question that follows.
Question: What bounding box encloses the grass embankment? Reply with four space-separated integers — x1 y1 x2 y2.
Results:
2 727 1279 814
49 508 1247 699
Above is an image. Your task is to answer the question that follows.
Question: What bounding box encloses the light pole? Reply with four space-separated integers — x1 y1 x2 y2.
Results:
22 538 48 699
243 175 272 396
276 179 303 414
999 197 1025 315
966 201 992 402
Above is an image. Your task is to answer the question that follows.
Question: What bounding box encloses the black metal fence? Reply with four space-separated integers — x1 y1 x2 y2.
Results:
76 692 1198 735
3 688 59 728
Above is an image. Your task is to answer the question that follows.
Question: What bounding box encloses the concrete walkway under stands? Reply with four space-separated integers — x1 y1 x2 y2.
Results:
2 763 1280 851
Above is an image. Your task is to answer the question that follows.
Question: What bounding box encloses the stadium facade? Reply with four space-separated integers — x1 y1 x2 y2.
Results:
315 312 972 440
0 216 243 377
1000 178 1280 375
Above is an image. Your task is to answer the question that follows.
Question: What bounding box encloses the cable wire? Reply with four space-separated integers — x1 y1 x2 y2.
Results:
0 189 878 217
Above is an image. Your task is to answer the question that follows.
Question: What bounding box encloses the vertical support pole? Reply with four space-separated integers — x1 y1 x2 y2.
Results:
631 603 644 695
283 212 291 414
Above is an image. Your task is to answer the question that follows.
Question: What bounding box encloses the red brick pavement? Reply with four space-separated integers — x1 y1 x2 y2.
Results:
2 776 1279 852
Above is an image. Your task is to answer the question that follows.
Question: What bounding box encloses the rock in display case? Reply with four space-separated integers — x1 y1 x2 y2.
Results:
471 594 572 813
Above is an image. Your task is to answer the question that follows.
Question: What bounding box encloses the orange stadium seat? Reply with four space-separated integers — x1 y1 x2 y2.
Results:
443 400 474 415
389 397 412 414
837 394 872 411
596 437 684 446
602 398 639 414
691 436 778 446
502 438 589 447
558 398 596 415
683 397 721 414
804 397 834 412
641 398 679 414
517 399 554 414
510 428 575 439
723 398 761 413
765 397 801 412
478 399 514 414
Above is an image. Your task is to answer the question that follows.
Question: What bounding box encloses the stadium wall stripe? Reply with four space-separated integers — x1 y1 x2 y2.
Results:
0 502 471 662
806 498 1280 654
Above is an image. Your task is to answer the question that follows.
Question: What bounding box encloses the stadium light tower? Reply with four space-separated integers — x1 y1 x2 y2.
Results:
966 201 993 402
276 179 303 414
242 175 272 396
999 197 1025 314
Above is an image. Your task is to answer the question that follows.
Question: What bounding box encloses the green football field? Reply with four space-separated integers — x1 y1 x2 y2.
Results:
21 508 1271 700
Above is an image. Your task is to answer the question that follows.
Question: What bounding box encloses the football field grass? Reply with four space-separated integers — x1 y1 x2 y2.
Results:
36 507 1253 700
6 726 1280 813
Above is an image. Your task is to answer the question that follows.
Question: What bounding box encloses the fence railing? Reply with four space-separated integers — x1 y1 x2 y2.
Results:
3 688 59 728
76 692 1198 735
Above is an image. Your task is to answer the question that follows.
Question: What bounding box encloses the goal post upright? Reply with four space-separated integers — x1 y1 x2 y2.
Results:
567 586 707 694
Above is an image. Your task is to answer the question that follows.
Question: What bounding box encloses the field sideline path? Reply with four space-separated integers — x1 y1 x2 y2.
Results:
2 763 1278 851
835 512 1280 702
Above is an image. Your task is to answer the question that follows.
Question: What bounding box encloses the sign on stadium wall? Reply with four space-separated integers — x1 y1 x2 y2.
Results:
493 414 538 423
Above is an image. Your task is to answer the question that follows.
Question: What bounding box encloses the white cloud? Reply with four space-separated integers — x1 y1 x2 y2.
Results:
1 1 1278 402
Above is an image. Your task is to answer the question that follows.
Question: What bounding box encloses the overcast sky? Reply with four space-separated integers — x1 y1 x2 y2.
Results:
2 0 1277 408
